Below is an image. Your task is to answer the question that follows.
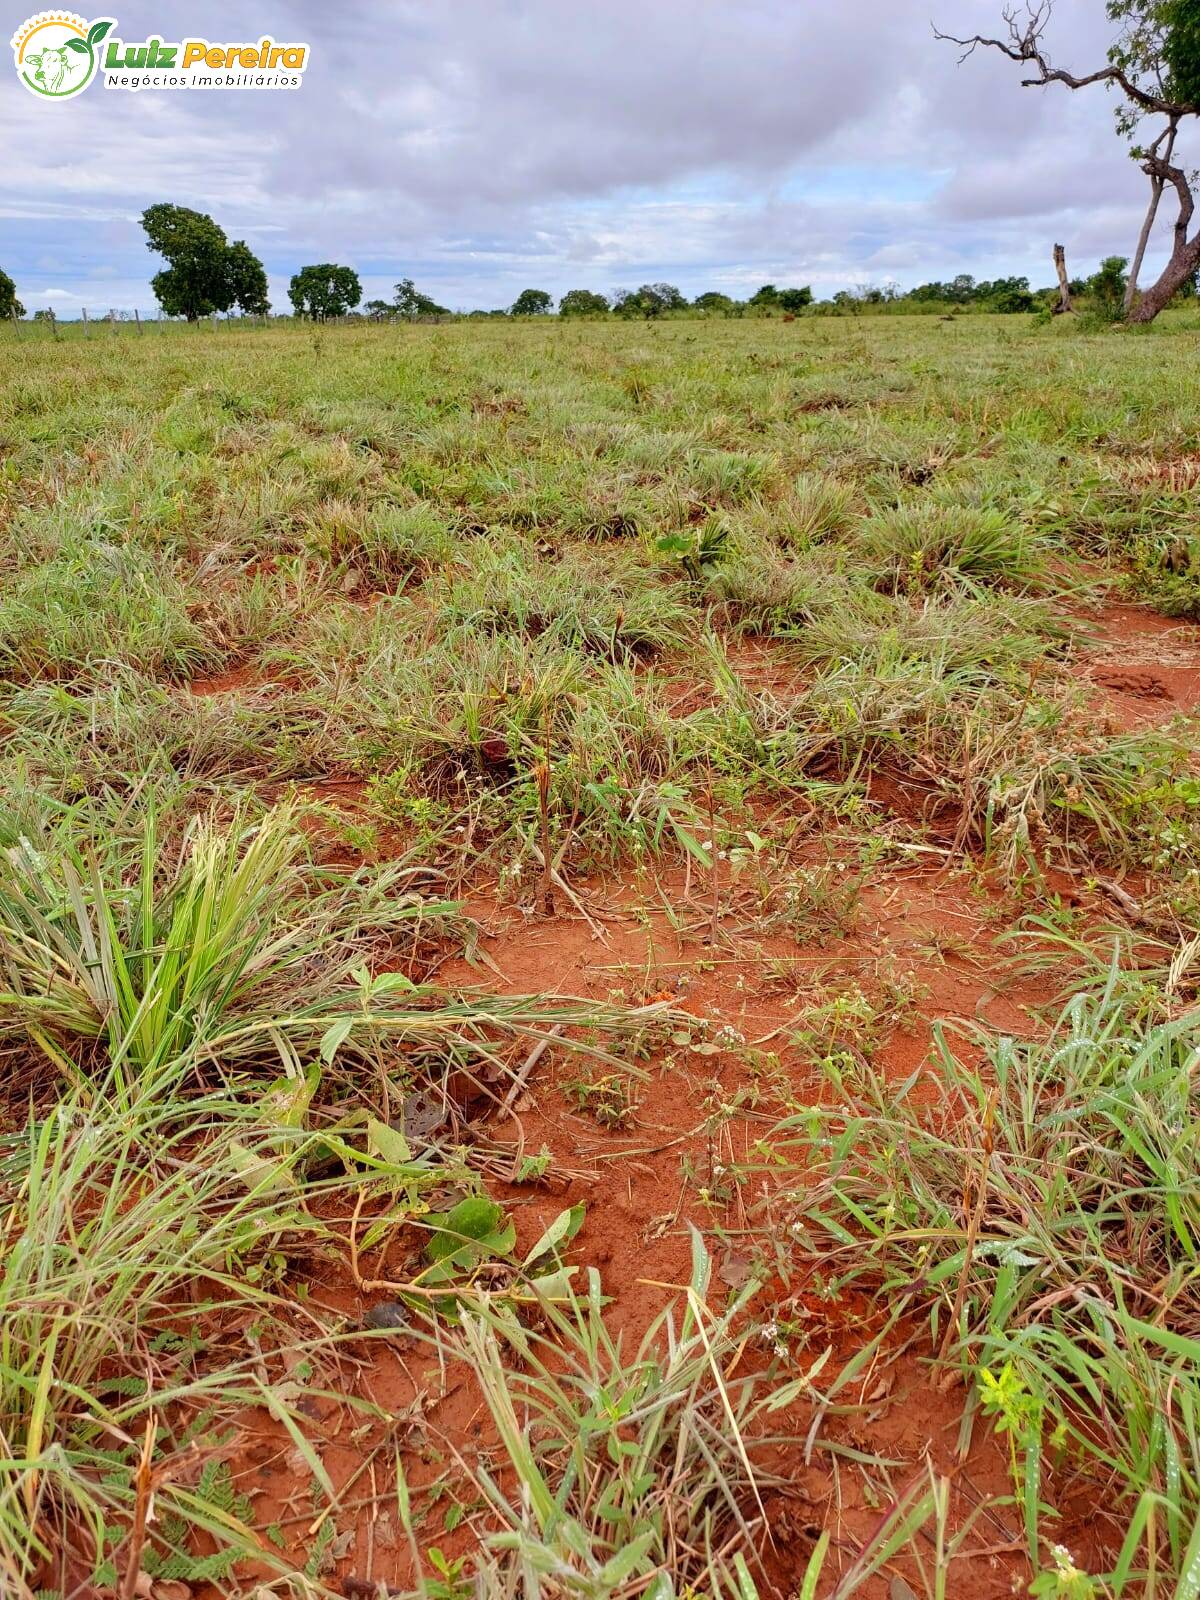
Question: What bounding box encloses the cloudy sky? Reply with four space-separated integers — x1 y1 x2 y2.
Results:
3 0 1190 314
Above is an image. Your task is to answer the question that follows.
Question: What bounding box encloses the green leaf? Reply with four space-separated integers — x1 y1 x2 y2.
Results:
764 1347 833 1410
674 825 712 868
1116 1309 1200 1362
522 1203 585 1268
227 1140 296 1195
1177 1499 1200 1600
425 1197 515 1265
260 1064 320 1129
87 19 113 44
65 37 89 52
319 1015 354 1064
525 1264 580 1303
368 1117 412 1168
732 1552 761 1600
597 1529 656 1587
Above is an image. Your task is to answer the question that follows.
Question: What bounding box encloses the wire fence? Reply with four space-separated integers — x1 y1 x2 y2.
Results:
3 308 458 338
4 307 281 337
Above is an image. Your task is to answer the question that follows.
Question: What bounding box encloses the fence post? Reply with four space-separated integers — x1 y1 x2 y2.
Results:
9 307 18 336
82 306 90 336
134 309 142 335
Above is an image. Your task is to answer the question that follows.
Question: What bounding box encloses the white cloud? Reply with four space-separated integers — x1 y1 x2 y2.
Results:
3 0 1193 312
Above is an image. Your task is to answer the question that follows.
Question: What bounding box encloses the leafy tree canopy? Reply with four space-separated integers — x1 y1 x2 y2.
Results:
288 263 362 319
692 291 736 313
142 204 258 321
0 268 24 320
141 205 269 319
612 283 686 318
393 278 448 319
1088 254 1131 313
511 288 553 315
1108 0 1200 130
1163 0 1200 101
558 288 610 317
226 240 270 316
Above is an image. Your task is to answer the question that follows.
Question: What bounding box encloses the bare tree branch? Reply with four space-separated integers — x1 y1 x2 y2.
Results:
935 1 1200 323
933 2 1199 118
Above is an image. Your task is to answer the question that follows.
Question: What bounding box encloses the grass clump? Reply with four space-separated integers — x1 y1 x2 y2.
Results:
776 952 1200 1593
853 501 1051 595
0 539 214 684
0 1069 332 1595
444 1239 798 1600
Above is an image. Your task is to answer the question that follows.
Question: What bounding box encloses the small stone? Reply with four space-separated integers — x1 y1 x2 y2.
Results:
362 1300 411 1331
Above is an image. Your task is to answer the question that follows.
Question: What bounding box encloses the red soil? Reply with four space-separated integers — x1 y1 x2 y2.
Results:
194 594 1197 1599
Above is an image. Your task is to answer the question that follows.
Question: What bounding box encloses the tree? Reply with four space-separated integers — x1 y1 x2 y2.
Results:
141 204 239 320
777 286 813 311
937 2 1200 323
226 240 270 315
392 278 448 319
288 263 361 320
948 273 977 304
0 268 24 320
693 291 737 314
648 282 686 312
748 284 780 307
612 283 686 318
511 288 553 315
1087 254 1131 316
558 288 610 317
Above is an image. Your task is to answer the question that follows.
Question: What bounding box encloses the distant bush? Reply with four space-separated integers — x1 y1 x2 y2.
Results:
691 292 737 316
558 289 610 318
1085 256 1129 322
612 283 686 319
994 286 1036 313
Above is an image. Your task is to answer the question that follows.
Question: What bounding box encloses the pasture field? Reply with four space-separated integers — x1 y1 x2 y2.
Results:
2 310 1200 1600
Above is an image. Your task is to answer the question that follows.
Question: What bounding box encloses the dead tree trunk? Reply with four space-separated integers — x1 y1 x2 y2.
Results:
1052 244 1072 314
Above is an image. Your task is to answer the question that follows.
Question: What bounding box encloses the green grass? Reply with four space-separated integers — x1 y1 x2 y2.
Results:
775 950 1200 1594
3 310 1200 1596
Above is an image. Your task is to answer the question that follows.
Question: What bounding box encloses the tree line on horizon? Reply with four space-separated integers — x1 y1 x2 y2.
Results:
0 200 1196 327
3 3 1198 330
